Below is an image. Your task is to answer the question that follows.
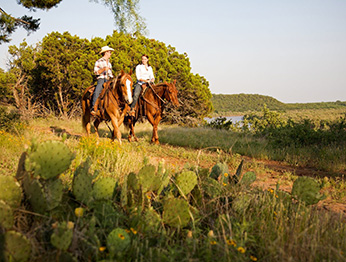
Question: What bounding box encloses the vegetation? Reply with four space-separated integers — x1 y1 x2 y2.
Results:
211 93 346 115
0 112 345 261
0 0 145 44
0 31 213 122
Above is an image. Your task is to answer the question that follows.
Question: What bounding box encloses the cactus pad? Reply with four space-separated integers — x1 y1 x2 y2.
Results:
240 171 256 186
175 171 197 196
25 140 74 179
0 200 14 229
163 198 190 228
0 175 22 208
106 228 130 255
202 177 222 198
5 230 31 262
210 162 229 180
50 221 74 251
72 160 93 203
138 165 161 192
22 176 47 213
291 176 326 205
92 177 117 200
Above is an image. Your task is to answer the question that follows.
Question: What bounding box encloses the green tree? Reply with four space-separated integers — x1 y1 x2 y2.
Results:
32 32 96 117
9 31 213 122
6 41 38 117
0 0 146 44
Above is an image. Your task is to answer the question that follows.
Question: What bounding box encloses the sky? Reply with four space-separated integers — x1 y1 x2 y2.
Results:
1 0 346 103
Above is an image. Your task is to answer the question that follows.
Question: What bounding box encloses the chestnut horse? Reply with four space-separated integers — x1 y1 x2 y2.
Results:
81 71 133 143
125 80 179 144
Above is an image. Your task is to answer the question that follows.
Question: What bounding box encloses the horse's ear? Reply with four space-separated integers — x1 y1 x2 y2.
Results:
129 69 133 75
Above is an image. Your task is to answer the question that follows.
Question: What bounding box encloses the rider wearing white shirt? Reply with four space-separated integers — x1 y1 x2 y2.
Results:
129 54 155 116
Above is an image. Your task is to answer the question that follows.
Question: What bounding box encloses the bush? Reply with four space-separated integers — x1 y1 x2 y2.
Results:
0 106 26 134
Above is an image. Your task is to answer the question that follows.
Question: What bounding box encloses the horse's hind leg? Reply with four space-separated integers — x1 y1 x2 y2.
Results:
83 114 91 136
93 119 101 139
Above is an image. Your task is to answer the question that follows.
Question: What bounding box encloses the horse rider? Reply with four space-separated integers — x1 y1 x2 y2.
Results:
91 46 114 116
128 54 155 116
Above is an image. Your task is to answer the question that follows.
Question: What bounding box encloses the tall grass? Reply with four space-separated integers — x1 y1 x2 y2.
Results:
1 115 346 261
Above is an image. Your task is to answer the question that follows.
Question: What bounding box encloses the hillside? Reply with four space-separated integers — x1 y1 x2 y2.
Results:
211 93 346 113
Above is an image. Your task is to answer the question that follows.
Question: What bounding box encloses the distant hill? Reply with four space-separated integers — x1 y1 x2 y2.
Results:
211 94 346 113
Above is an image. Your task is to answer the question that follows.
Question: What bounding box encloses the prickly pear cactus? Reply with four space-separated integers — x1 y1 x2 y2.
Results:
22 175 63 214
163 198 190 228
127 172 139 191
106 228 130 255
138 165 161 192
50 221 74 251
291 176 326 205
202 177 222 198
45 178 64 209
24 140 74 179
4 230 31 262
0 200 14 229
139 208 162 233
175 171 197 196
92 177 117 200
72 159 93 203
209 162 229 180
0 175 22 208
240 171 256 186
22 176 47 213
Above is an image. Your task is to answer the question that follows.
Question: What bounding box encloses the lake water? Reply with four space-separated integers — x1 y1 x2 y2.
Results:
204 116 244 123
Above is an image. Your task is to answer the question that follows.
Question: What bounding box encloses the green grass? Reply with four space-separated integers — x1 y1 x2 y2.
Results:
1 117 346 261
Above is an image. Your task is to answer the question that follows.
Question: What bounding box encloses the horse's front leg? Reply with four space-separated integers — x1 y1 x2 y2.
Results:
147 113 161 144
110 116 122 144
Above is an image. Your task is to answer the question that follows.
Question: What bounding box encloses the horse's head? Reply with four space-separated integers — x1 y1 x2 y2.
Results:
164 80 179 106
115 70 133 105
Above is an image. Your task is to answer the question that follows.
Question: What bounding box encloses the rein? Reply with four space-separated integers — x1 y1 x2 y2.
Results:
142 83 168 110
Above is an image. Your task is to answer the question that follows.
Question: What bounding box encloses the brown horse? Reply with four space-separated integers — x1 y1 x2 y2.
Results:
125 80 179 144
81 71 133 143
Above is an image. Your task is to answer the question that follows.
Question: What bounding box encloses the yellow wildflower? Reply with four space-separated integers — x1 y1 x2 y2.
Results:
226 239 236 247
224 173 228 177
223 183 227 186
187 230 193 239
237 247 246 253
210 240 217 245
130 228 137 234
250 255 257 261
146 193 151 199
99 246 106 252
118 233 125 240
207 230 215 238
67 221 74 230
125 229 130 233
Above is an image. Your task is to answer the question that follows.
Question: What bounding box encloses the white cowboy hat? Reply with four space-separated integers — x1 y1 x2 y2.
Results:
99 46 114 54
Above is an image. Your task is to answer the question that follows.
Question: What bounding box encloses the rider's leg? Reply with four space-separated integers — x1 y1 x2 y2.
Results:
129 83 142 113
91 78 106 112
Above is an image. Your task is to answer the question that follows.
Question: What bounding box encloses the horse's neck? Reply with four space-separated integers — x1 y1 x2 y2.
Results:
151 84 166 97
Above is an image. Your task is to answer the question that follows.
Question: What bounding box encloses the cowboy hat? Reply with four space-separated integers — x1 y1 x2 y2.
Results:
100 46 114 54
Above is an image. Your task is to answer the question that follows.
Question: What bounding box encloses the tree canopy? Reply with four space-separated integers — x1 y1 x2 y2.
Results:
2 31 213 122
0 0 146 44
